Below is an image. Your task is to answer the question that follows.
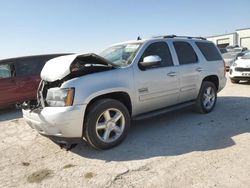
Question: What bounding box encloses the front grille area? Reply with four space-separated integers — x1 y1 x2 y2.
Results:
37 80 62 107
235 67 250 72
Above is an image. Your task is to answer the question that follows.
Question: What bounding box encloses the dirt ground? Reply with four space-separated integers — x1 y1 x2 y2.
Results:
0 76 250 188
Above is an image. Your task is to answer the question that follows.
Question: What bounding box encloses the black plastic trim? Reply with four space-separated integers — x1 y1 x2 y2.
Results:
133 100 196 120
41 134 82 144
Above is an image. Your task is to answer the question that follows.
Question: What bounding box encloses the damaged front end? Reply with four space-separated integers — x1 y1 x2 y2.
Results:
20 53 112 147
20 53 114 111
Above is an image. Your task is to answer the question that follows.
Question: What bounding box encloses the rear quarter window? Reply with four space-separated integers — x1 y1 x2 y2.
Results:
196 42 222 61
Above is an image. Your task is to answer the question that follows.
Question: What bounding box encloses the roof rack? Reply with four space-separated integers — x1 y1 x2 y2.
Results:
153 35 207 40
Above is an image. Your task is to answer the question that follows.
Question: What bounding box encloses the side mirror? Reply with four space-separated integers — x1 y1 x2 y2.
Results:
139 55 161 69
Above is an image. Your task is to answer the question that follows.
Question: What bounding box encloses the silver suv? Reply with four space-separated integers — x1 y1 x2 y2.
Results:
22 35 227 150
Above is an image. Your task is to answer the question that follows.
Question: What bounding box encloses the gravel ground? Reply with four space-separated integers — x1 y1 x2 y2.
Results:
0 76 250 188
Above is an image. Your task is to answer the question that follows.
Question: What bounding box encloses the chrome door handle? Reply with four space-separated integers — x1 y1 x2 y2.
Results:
167 72 177 77
196 67 203 72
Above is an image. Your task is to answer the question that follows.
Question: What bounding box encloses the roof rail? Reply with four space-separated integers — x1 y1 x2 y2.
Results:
153 35 207 40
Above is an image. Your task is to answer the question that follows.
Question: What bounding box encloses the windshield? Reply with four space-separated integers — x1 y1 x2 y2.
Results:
100 43 141 67
242 52 250 59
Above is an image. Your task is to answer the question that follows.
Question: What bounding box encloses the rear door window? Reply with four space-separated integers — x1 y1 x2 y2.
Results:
173 41 198 65
196 42 222 61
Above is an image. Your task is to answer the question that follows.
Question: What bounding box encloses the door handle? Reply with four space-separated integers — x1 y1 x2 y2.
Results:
167 72 177 77
196 67 203 72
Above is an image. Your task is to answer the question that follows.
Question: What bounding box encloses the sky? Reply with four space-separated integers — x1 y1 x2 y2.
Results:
0 0 250 59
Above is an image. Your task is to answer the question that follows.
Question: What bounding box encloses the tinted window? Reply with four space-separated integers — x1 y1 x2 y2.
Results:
15 57 48 76
196 42 222 61
140 42 173 68
173 42 198 65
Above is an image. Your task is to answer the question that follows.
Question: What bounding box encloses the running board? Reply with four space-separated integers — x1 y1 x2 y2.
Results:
133 101 196 121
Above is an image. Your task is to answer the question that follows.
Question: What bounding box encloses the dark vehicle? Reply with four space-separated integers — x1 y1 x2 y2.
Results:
0 54 70 109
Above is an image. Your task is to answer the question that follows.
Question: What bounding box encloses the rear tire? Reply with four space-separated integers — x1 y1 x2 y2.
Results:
83 99 130 150
195 81 217 113
230 79 240 84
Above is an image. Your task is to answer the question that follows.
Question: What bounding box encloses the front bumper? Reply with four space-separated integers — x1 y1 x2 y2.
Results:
229 67 250 80
22 104 86 138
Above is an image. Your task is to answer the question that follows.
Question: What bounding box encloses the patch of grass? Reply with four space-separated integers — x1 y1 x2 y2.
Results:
63 164 76 169
27 169 53 183
22 162 30 166
84 172 95 179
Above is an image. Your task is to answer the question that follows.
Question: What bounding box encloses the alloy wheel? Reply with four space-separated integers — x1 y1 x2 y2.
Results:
95 108 125 143
202 86 216 110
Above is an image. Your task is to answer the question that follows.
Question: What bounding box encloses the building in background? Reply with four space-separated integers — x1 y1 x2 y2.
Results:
206 28 250 49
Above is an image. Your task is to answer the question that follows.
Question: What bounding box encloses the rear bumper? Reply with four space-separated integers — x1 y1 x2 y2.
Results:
22 104 86 138
218 77 227 92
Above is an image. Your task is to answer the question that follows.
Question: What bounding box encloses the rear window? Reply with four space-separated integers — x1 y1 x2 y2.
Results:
196 42 222 61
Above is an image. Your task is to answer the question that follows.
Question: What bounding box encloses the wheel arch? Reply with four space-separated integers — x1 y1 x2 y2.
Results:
84 91 133 116
202 75 219 90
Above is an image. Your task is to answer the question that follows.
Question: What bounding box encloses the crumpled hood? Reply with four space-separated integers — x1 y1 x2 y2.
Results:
235 59 250 68
41 53 110 82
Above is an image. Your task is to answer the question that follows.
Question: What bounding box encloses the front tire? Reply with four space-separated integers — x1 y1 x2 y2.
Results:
84 99 130 150
195 81 217 113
